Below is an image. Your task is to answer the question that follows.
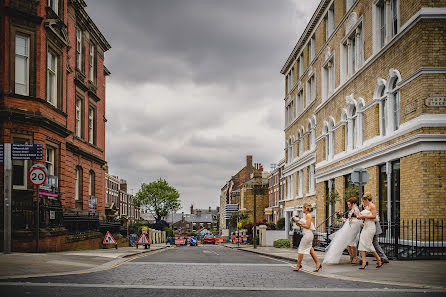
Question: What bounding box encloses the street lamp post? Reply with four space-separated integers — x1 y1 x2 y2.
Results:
253 184 258 249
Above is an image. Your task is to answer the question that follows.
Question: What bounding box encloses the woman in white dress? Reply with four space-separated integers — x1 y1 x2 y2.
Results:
323 197 362 265
292 203 322 272
357 192 383 269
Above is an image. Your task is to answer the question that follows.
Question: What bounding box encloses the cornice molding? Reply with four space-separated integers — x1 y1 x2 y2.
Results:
66 141 106 165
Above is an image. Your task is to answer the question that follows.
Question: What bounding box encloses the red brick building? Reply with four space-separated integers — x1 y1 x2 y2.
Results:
0 0 110 220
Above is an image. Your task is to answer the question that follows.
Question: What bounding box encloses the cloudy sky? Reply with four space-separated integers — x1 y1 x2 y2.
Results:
85 0 320 212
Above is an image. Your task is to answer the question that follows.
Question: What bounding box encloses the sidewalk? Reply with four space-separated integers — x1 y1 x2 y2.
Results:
0 244 168 279
222 243 446 289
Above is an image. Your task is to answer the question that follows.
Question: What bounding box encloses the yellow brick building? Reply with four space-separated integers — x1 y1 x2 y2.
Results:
280 0 446 235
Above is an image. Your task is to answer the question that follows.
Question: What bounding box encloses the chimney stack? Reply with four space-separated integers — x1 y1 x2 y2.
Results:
190 204 194 214
247 155 253 167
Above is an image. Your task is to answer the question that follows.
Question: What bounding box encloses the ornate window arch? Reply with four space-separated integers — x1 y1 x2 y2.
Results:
357 98 365 146
298 127 305 156
346 94 358 150
328 116 336 158
323 121 329 160
374 78 387 136
341 108 348 151
386 69 401 132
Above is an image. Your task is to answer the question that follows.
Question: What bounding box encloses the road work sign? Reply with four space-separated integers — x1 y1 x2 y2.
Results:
137 233 150 245
103 231 117 245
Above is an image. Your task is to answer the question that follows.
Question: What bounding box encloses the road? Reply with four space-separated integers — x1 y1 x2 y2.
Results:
1 245 444 296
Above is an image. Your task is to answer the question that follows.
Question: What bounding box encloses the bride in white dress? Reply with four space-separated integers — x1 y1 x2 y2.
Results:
323 197 362 265
357 192 383 269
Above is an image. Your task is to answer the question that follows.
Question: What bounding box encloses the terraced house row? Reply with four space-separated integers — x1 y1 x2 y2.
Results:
0 0 111 248
278 0 446 234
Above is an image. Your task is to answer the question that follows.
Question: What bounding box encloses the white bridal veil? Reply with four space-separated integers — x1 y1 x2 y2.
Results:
322 219 362 264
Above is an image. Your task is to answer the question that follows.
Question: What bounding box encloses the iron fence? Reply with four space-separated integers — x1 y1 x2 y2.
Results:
10 198 64 229
63 213 100 234
378 219 445 260
313 215 445 260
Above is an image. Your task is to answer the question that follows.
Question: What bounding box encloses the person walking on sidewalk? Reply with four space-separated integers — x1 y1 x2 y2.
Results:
357 193 383 269
292 203 322 272
373 214 390 264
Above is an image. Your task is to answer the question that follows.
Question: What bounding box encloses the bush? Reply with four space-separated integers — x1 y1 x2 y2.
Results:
274 239 290 248
276 217 285 230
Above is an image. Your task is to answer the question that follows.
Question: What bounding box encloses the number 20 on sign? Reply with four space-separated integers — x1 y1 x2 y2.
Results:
29 167 47 186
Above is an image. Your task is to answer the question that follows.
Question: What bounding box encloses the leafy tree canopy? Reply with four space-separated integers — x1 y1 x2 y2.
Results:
134 179 181 222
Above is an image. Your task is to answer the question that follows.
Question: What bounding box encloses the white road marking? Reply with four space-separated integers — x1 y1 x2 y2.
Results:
0 282 442 292
126 262 290 266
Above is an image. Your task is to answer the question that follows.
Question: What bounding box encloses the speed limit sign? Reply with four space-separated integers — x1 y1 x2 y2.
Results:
29 165 47 186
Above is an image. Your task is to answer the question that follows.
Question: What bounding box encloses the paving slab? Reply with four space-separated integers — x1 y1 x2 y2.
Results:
0 244 168 278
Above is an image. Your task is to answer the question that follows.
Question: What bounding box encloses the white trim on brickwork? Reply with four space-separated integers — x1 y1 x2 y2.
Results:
283 150 316 178
316 113 446 170
315 133 446 183
314 7 446 115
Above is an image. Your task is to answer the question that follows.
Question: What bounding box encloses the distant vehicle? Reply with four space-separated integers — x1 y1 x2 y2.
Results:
189 236 198 246
202 235 216 244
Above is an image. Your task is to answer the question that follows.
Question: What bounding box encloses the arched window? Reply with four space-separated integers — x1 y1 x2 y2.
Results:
89 170 95 197
328 117 335 158
391 79 400 130
351 105 357 148
299 128 304 156
323 121 329 160
341 109 348 151
75 166 83 204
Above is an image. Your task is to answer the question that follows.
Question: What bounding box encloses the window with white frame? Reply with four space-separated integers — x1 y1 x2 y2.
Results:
15 34 29 96
328 119 335 158
89 43 95 82
325 5 334 41
322 57 335 101
45 146 55 175
47 50 57 106
298 170 303 197
75 166 82 201
299 131 304 156
323 123 329 160
298 54 304 77
391 0 399 37
374 0 399 51
76 28 83 71
341 25 363 82
378 84 387 136
308 164 315 193
391 79 400 131
346 0 355 12
48 0 58 15
309 35 316 62
309 124 315 150
377 1 386 48
296 89 304 116
88 106 96 144
306 74 315 106
75 98 82 138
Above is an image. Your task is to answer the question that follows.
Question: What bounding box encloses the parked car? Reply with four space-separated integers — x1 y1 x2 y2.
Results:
202 235 216 244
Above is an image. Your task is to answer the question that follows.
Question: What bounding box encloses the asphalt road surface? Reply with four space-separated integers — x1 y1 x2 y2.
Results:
1 245 444 297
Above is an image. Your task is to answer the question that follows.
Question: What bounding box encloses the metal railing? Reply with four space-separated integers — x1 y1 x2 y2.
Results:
312 214 445 260
312 211 345 251
378 219 445 260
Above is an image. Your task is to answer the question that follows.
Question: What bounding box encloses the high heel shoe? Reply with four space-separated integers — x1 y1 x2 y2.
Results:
313 264 322 272
359 262 368 270
376 261 383 268
293 264 302 271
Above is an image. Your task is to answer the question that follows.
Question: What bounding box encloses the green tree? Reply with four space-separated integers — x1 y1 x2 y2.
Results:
134 179 181 222
229 212 248 229
277 217 286 230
